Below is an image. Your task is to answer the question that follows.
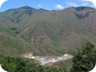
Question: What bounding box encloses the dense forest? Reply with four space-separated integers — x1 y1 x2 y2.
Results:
0 42 96 72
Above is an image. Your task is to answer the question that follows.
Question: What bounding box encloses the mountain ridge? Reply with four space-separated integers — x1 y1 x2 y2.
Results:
1 6 96 13
0 6 96 56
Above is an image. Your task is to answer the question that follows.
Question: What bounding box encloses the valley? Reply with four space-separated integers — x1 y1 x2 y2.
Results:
0 6 96 56
0 6 96 72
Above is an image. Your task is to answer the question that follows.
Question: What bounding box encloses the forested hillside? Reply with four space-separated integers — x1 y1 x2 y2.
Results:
0 6 96 56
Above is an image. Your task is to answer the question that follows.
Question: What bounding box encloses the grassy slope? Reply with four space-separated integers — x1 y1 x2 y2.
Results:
0 34 32 57
0 6 96 56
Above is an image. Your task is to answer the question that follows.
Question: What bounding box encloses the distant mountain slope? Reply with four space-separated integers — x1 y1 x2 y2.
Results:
0 34 33 56
0 6 96 56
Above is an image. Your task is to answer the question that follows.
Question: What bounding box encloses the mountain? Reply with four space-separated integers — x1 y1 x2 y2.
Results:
0 6 96 56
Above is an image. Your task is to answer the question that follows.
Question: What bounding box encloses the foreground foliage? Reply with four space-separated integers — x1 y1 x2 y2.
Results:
0 42 96 72
71 42 96 72
0 55 70 72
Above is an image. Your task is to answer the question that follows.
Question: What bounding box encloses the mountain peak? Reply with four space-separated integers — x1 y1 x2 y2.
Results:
18 6 35 10
5 6 36 12
75 6 94 11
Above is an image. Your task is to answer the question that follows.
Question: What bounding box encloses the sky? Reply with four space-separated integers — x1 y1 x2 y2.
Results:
0 0 96 11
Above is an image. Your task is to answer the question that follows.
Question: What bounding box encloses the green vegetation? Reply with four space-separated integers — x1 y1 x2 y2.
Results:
0 55 70 72
0 6 96 56
0 6 96 72
0 34 32 57
0 42 95 72
71 42 96 72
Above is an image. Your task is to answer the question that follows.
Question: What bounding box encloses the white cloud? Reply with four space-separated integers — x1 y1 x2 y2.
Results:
82 0 96 7
81 2 88 6
66 1 78 7
66 0 89 7
56 4 64 9
37 4 42 8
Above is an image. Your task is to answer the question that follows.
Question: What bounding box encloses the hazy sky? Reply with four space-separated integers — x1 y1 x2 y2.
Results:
0 0 96 11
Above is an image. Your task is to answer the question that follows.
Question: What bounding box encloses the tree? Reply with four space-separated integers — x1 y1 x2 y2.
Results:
71 42 96 72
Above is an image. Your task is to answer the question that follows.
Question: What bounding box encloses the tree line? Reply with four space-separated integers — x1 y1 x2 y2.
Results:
0 42 96 72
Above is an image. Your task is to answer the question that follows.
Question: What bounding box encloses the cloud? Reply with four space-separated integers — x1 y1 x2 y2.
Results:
0 0 7 7
81 2 88 6
56 4 64 9
82 0 96 7
66 0 91 7
66 1 78 7
37 4 42 8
